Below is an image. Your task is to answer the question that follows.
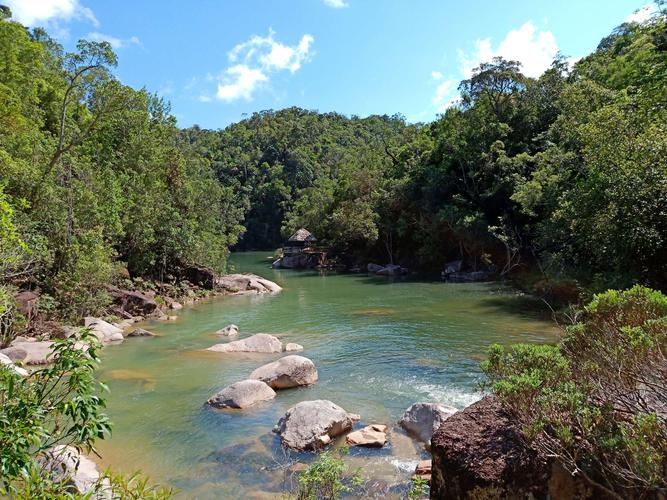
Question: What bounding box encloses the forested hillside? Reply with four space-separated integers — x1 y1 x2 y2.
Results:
0 4 666 326
190 9 666 291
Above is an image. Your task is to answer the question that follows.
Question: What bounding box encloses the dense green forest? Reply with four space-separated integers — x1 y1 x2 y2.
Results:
0 3 666 326
187 8 666 291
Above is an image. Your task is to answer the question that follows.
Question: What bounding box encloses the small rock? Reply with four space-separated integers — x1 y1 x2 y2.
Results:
275 400 355 451
399 402 457 445
216 324 239 336
207 379 276 409
207 333 283 353
367 263 385 273
126 328 156 338
249 355 318 389
346 424 388 447
284 342 303 352
414 459 432 481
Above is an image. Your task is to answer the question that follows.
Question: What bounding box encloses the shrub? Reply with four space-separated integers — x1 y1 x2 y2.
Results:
295 446 362 500
482 286 667 499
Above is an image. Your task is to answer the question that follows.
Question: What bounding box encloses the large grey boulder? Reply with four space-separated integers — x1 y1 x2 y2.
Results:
275 400 355 451
249 355 318 389
216 274 282 294
84 317 124 344
207 333 283 353
0 352 28 376
2 341 54 365
207 379 276 409
400 402 457 445
41 445 109 497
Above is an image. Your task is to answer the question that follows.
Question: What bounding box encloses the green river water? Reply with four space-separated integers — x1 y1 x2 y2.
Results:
95 252 560 498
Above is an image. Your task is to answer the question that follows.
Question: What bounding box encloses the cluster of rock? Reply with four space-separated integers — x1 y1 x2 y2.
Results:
367 263 409 276
441 259 492 282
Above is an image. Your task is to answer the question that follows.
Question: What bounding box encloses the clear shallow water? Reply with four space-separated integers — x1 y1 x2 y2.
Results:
95 252 560 498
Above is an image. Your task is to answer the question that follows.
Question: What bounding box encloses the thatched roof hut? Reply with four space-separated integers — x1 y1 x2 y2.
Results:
288 228 317 243
284 229 317 255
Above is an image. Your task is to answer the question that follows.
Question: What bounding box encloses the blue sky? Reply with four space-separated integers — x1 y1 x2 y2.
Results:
6 0 656 129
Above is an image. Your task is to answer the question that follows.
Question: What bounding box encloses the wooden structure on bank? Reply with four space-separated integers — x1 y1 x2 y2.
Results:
283 228 318 256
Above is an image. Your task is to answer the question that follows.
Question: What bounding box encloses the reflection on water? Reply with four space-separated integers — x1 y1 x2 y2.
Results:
95 252 560 498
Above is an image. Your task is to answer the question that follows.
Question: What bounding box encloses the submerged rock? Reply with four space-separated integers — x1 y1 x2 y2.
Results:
249 355 318 389
207 333 283 353
346 424 388 447
207 379 276 409
275 400 355 451
216 324 240 336
399 402 457 445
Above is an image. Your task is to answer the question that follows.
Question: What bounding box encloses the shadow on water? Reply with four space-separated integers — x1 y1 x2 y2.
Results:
479 293 560 324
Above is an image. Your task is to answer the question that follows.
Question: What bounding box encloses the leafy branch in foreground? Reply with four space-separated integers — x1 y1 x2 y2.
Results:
0 331 172 498
482 285 667 499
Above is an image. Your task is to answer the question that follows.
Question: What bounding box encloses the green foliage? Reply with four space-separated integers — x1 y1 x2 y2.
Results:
482 286 667 497
295 447 363 500
0 331 111 494
408 475 429 499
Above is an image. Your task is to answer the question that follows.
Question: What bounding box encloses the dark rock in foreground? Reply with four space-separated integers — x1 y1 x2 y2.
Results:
430 395 585 499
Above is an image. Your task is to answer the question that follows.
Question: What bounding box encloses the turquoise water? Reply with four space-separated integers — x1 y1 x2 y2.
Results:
95 252 560 498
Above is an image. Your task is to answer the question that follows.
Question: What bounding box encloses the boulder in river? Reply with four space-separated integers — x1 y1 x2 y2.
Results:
41 445 109 496
216 274 282 294
367 263 384 273
399 402 457 445
2 341 54 365
249 355 318 389
275 400 355 451
376 264 408 276
346 424 388 447
216 324 239 336
207 333 283 353
207 379 276 409
84 317 124 344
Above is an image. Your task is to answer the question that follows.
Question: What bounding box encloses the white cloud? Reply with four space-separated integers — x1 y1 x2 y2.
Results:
430 21 559 114
323 0 348 8
87 32 141 49
216 64 269 102
6 0 98 27
207 30 314 103
432 78 457 112
626 4 656 23
459 21 558 78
